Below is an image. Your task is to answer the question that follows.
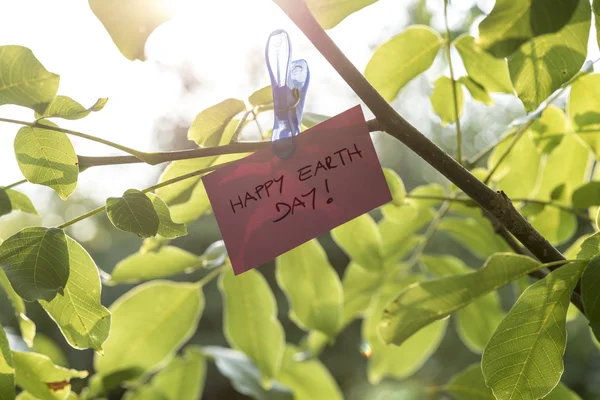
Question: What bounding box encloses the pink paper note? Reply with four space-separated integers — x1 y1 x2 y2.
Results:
202 106 392 275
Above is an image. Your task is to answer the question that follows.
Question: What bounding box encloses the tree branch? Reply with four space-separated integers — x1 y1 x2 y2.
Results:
272 0 564 265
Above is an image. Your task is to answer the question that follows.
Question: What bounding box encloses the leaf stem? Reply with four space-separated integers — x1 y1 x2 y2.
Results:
444 0 462 165
0 117 149 161
4 179 27 190
197 265 225 287
408 201 451 270
483 121 533 184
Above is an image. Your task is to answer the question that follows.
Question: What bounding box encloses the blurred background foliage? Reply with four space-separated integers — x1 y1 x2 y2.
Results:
1 0 600 398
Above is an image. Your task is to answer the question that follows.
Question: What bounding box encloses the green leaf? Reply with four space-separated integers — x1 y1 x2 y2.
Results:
529 105 568 154
453 34 513 94
482 262 585 400
422 255 504 353
568 73 600 157
36 96 107 121
188 99 246 146
0 270 35 347
444 363 494 400
276 240 343 337
94 280 204 377
341 262 382 324
365 25 444 101
106 189 160 238
124 347 206 400
529 207 577 246
331 214 383 271
364 276 447 383
146 193 187 239
573 182 600 208
377 253 540 346
458 76 493 105
577 232 600 260
13 351 87 400
582 257 600 342
306 0 378 29
439 217 511 258
544 383 582 400
0 46 59 112
0 188 37 217
14 123 78 200
249 86 273 109
39 235 110 351
382 168 405 206
0 324 15 400
0 227 69 302
202 346 293 400
430 76 463 126
379 209 432 263
478 0 584 58
155 159 213 205
88 0 172 61
219 267 285 384
109 246 200 285
278 345 342 400
302 113 330 129
506 0 591 111
32 334 68 368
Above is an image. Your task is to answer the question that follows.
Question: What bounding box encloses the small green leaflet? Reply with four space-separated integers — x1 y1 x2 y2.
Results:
331 214 383 272
146 193 187 238
14 122 78 200
0 270 36 347
0 46 59 112
39 236 111 351
94 280 204 377
573 182 600 209
35 96 107 120
249 86 273 109
377 253 540 346
576 232 600 260
219 267 285 385
482 262 586 400
459 76 493 106
13 351 87 400
106 189 160 238
31 334 68 368
0 324 15 400
306 0 378 29
341 262 382 324
276 240 343 338
439 216 511 259
109 246 201 285
382 168 405 206
568 73 600 157
365 25 443 102
89 0 172 61
123 347 206 400
0 227 69 302
188 98 246 146
0 188 37 217
431 76 464 126
582 257 600 342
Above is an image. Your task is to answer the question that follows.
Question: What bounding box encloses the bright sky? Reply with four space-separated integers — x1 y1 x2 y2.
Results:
0 0 594 233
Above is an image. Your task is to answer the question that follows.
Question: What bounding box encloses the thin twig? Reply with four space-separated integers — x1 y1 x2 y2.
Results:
3 179 27 190
444 0 463 165
483 121 533 184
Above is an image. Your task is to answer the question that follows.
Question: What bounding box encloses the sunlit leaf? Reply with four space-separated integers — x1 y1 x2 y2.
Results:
528 105 567 154
364 275 447 383
36 96 107 121
123 347 206 400
506 0 590 111
0 324 14 400
109 246 200 285
482 262 585 400
306 0 378 29
444 363 494 400
203 346 293 400
573 182 600 208
458 76 493 105
0 227 69 302
453 34 513 93
14 123 78 200
88 0 172 61
0 188 37 218
188 99 246 146
341 262 382 324
146 193 186 238
430 76 463 126
278 345 342 400
331 214 383 271
439 217 511 259
0 269 35 347
249 86 273 109
582 257 600 342
302 113 329 129
529 207 577 246
39 236 110 351
0 46 59 112
219 267 285 384
13 351 86 400
382 168 405 206
365 25 444 101
94 280 204 377
106 189 160 238
378 253 540 346
32 334 68 368
276 240 343 337
568 73 600 157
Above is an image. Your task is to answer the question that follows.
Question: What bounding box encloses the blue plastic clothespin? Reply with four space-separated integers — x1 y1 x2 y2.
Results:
266 29 310 159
